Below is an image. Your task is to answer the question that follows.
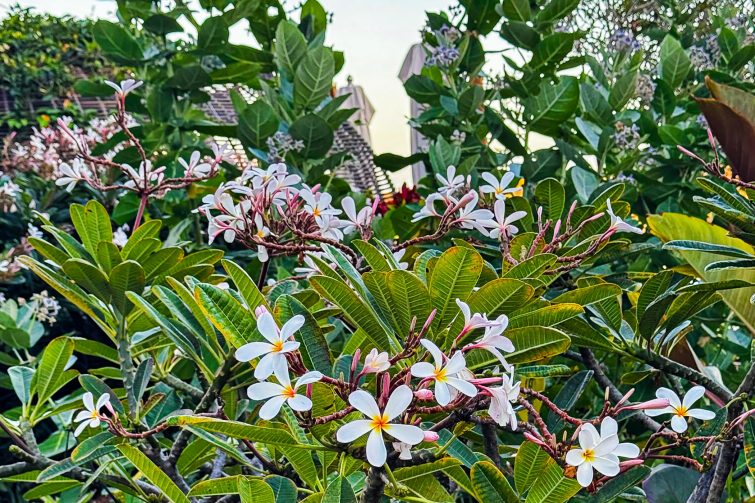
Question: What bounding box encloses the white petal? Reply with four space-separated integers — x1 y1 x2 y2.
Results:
73 410 91 422
235 342 271 362
295 371 323 388
565 448 585 467
366 429 387 467
656 387 681 408
247 382 284 401
682 386 706 409
258 395 287 420
670 415 689 433
96 393 110 410
687 408 716 421
280 315 305 340
336 419 373 443
600 417 618 438
257 312 280 343
435 381 451 406
576 463 594 487
348 390 381 418
82 392 94 411
591 455 620 477
280 341 300 354
645 405 674 417
411 362 436 378
446 377 477 398
254 352 281 380
420 339 445 368
593 434 619 457
287 394 312 412
614 442 640 459
579 424 600 449
74 420 90 437
384 385 413 421
384 423 424 445
444 352 467 375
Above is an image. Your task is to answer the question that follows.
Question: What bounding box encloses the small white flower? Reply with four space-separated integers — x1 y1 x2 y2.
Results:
234 309 303 379
436 165 465 195
336 385 424 467
411 193 444 222
645 386 716 432
104 79 143 98
606 200 643 234
301 190 341 219
454 192 493 234
486 368 520 429
393 249 409 270
254 214 270 263
55 160 87 192
73 392 110 437
246 365 322 419
480 171 517 199
113 224 130 248
339 196 373 234
392 441 413 460
466 317 515 371
363 349 390 374
481 199 527 239
27 224 43 239
411 339 477 406
455 299 494 334
179 151 211 177
565 417 639 487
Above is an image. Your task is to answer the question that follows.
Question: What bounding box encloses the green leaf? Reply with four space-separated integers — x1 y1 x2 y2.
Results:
96 242 122 274
239 478 276 503
166 416 304 447
530 33 578 69
121 220 161 259
470 461 518 503
514 442 551 493
659 35 691 88
609 71 639 110
580 83 613 125
188 476 242 497
275 21 308 78
404 75 445 105
70 201 113 256
524 77 579 135
117 445 190 503
144 14 183 35
535 178 566 221
295 46 335 110
545 370 593 432
429 247 484 329
8 366 34 404
524 462 581 503
238 101 280 148
34 337 74 404
62 259 111 303
167 65 212 90
364 270 431 339
535 0 579 23
133 357 153 404
109 260 145 315
664 240 754 258
706 258 755 271
222 259 269 311
508 303 583 329
310 275 399 351
353 240 392 272
588 466 650 502
552 283 621 307
502 0 530 21
322 475 357 503
71 431 116 463
27 237 70 266
93 20 142 62
194 283 256 348
517 364 573 377
289 114 334 158
744 419 755 477
275 294 331 374
197 16 228 51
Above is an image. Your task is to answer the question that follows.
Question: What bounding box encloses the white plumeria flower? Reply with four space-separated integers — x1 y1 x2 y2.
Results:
454 192 493 234
27 224 43 239
645 386 716 432
436 165 465 194
363 349 390 373
565 416 639 487
606 200 643 234
467 317 515 371
301 190 341 219
481 199 527 239
55 159 87 192
411 339 477 406
339 196 373 234
487 368 520 429
179 151 211 177
316 215 345 241
246 365 322 420
392 441 413 460
393 249 409 270
411 193 444 222
113 224 130 248
234 309 303 379
73 392 110 437
480 171 517 199
104 79 144 98
336 385 424 467
455 299 494 334
254 214 270 263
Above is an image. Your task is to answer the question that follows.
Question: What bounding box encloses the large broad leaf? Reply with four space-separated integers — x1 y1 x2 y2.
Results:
275 21 308 78
238 101 279 149
197 16 228 52
194 283 257 348
534 178 565 221
310 275 399 351
221 259 269 311
524 462 581 503
288 114 334 158
695 77 755 181
294 46 335 110
524 76 579 135
609 71 639 110
429 247 484 330
658 35 691 89
648 213 755 334
70 201 113 257
514 442 552 493
470 461 518 503
33 337 74 405
642 465 699 503
239 478 276 503
589 466 651 502
322 475 357 503
62 259 111 303
109 260 145 316
92 20 142 62
165 416 304 447
363 270 431 338
117 445 190 503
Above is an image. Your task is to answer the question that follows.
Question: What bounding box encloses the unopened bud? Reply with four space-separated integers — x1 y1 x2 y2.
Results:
616 388 635 407
619 459 645 469
620 398 670 411
254 305 268 317
423 431 440 442
523 432 547 448
414 389 434 401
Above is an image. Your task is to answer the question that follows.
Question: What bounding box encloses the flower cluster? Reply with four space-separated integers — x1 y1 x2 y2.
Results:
612 121 641 151
266 131 305 163
609 29 640 53
426 45 460 68
635 74 656 105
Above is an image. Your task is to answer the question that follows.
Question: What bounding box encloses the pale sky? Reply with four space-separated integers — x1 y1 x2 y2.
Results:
3 0 454 184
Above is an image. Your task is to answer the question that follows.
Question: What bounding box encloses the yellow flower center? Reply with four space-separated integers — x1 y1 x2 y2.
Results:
282 386 296 399
673 405 688 417
495 187 504 195
581 449 595 463
434 367 447 382
370 414 389 432
271 340 284 353
90 410 99 419
313 208 322 217
257 230 266 238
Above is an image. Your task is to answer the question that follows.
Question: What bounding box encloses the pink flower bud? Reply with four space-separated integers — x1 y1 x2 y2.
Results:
254 305 268 317
423 431 440 442
619 459 645 469
414 389 434 401
523 432 547 448
105 400 116 416
620 398 669 411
